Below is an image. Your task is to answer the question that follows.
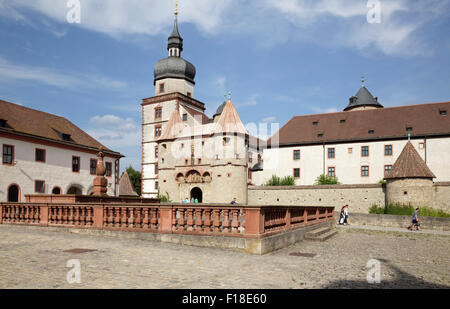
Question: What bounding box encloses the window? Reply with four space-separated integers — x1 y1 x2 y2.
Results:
155 164 159 175
340 119 346 124
35 180 45 193
440 110 447 116
384 165 392 177
185 159 189 165
312 121 318 126
155 181 159 190
187 92 192 98
183 113 188 121
155 125 162 137
2 145 14 165
328 148 335 159
90 159 97 175
0 119 6 127
406 127 413 132
328 167 335 177
385 145 393 156
361 166 369 177
361 146 369 157
293 168 300 178
155 146 159 158
348 148 353 154
35 149 46 162
159 83 165 93
248 169 252 180
72 156 80 173
62 134 71 142
419 143 425 150
198 158 202 165
223 137 230 145
293 150 300 160
368 130 375 134
106 162 112 177
155 107 162 120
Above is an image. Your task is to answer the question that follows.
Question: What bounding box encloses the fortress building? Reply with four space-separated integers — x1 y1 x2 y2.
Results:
141 8 262 202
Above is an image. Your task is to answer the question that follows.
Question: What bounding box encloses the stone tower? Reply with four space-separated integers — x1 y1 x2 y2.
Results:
141 7 203 198
385 141 436 207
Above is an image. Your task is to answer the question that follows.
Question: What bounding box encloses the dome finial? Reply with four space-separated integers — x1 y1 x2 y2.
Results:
361 76 365 87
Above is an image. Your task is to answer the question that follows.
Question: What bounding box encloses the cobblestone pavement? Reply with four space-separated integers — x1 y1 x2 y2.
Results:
0 225 449 289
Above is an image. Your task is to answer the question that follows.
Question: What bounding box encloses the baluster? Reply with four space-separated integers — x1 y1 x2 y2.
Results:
178 209 185 231
231 209 239 233
172 209 177 231
113 207 120 228
135 208 142 229
203 209 212 232
74 207 80 226
195 209 203 232
186 208 194 231
222 209 230 233
212 209 221 233
143 208 149 229
150 208 158 229
121 207 127 228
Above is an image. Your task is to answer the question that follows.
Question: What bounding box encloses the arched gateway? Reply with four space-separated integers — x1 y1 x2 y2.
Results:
190 187 203 203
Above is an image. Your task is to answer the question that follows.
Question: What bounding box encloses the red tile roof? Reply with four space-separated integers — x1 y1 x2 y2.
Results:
119 171 139 196
0 99 122 157
385 142 436 179
268 102 450 146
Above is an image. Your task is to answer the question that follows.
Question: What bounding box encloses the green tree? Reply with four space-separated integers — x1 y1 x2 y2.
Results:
315 174 340 185
123 165 141 196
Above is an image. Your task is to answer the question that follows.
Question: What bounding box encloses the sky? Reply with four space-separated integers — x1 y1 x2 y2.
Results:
1 0 449 171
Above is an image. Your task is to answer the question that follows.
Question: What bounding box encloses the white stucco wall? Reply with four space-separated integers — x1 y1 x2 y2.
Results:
257 137 450 186
1 137 118 202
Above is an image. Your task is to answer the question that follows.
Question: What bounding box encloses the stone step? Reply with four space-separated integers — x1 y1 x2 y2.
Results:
305 226 332 238
305 229 338 242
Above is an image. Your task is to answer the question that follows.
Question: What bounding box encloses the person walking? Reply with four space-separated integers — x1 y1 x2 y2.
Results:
343 205 350 225
410 208 421 231
338 206 346 225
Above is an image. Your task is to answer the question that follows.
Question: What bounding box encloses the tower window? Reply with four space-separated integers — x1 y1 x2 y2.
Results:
155 107 162 120
183 113 188 121
155 146 159 158
35 180 45 193
159 83 165 93
155 125 162 137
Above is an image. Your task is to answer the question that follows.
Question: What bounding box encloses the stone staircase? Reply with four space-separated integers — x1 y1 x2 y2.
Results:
305 226 338 242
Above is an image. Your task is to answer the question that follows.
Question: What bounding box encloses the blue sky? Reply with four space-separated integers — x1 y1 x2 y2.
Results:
1 0 449 171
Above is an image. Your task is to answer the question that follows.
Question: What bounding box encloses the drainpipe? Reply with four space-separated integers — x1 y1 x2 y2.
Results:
424 136 427 164
323 142 325 175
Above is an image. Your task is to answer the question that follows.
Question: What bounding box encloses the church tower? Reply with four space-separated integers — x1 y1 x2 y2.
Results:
141 4 205 198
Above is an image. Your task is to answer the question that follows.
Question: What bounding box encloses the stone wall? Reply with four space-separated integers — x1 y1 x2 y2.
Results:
386 178 434 208
248 184 385 213
433 182 450 212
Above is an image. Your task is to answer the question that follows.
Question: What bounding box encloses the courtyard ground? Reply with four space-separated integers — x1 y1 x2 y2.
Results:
0 224 448 289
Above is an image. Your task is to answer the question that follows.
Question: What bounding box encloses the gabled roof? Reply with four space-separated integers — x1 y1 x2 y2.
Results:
159 109 187 140
0 99 121 156
385 142 436 179
182 104 211 124
119 171 139 197
268 101 450 147
213 99 248 135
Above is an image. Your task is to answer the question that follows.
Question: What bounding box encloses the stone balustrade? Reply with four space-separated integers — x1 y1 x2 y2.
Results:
0 203 334 239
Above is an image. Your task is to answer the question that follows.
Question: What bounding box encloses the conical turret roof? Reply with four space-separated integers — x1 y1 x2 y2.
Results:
345 86 383 111
119 171 138 197
213 99 248 135
385 142 436 179
159 109 186 140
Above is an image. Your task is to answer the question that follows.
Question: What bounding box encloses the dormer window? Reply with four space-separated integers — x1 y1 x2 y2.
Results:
62 134 71 142
368 130 375 134
406 127 413 132
340 119 346 124
0 119 7 128
440 110 447 116
312 121 318 126
317 133 323 138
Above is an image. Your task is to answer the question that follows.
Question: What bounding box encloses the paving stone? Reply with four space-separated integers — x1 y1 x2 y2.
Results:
0 225 448 289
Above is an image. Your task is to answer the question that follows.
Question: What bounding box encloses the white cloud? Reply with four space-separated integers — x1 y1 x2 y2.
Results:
3 0 449 56
87 114 140 149
0 56 127 91
310 106 339 114
262 116 277 123
241 94 259 107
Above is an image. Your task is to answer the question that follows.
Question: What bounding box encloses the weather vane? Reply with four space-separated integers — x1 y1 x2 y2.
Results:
175 0 178 16
228 92 232 100
362 76 365 87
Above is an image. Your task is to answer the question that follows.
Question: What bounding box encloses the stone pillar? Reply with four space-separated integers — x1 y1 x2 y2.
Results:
93 147 108 196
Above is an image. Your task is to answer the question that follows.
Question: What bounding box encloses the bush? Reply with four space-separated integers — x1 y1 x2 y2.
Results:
264 175 295 186
315 174 340 185
157 190 171 202
369 203 450 218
